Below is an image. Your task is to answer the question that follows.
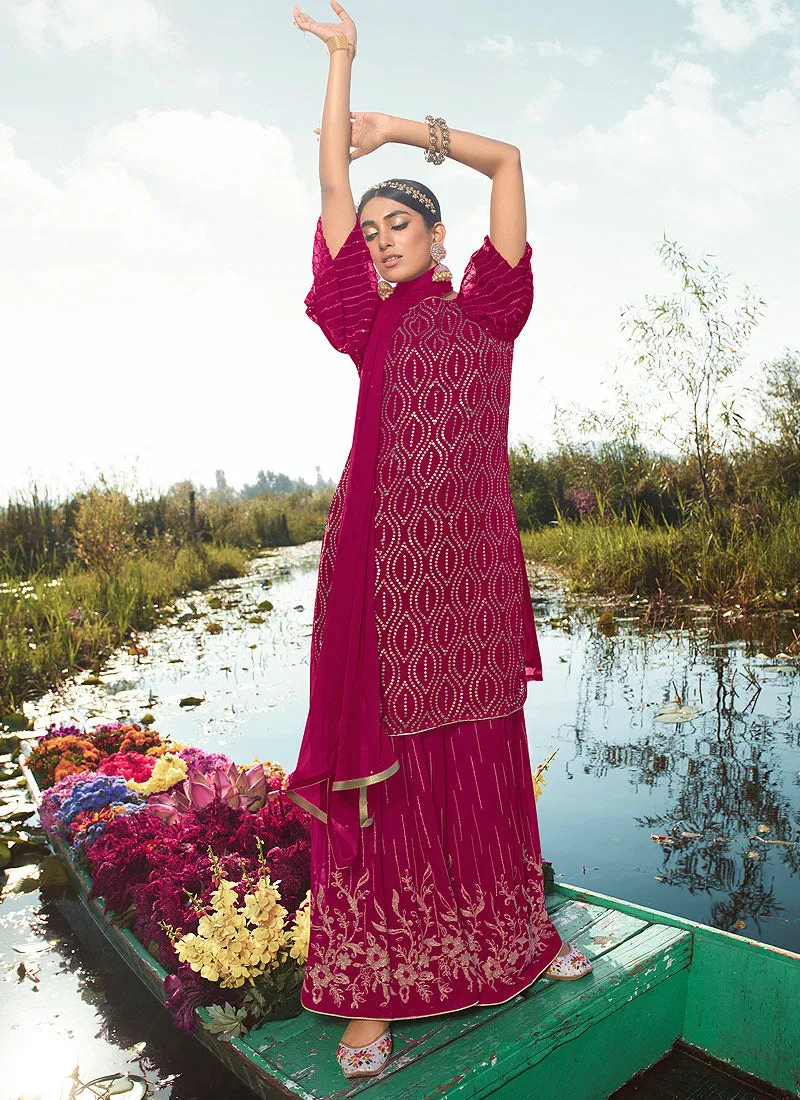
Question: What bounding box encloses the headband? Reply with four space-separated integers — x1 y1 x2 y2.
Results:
366 180 438 218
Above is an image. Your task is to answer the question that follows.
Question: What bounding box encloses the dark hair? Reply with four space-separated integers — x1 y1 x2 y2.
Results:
357 179 442 229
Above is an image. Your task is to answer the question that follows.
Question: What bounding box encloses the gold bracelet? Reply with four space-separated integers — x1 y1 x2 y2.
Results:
327 33 356 57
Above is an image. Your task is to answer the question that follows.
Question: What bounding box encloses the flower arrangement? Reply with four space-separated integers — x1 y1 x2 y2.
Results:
147 755 281 824
37 772 146 855
25 723 312 1039
87 721 164 757
169 856 288 987
26 735 103 786
27 721 167 789
164 849 311 1027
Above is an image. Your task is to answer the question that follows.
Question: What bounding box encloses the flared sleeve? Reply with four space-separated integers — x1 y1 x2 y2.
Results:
458 235 534 343
304 214 379 372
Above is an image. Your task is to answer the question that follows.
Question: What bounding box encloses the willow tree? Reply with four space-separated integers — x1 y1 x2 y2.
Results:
619 236 766 531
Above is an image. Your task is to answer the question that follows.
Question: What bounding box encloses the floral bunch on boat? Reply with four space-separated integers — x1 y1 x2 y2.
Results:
26 721 168 786
24 724 312 1038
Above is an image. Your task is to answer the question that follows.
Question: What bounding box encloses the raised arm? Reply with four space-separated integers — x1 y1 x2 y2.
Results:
293 2 358 258
382 118 527 268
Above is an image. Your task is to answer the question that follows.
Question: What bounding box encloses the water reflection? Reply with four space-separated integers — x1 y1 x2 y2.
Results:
530 588 800 951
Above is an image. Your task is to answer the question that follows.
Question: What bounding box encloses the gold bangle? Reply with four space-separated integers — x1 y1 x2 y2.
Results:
327 33 356 57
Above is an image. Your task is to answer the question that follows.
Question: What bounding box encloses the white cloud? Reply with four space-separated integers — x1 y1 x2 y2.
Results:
551 60 800 229
523 78 566 123
0 111 332 501
2 0 182 56
676 0 795 52
532 40 602 65
650 43 700 70
524 172 580 208
465 34 524 59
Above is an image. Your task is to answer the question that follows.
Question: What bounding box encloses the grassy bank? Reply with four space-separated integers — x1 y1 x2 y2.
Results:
0 482 336 718
520 496 800 607
0 541 250 716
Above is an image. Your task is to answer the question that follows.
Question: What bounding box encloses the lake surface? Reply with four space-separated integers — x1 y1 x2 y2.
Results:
2 541 799 1098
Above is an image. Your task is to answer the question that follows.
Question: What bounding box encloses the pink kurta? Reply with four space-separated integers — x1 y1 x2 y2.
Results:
294 213 561 1020
306 215 542 739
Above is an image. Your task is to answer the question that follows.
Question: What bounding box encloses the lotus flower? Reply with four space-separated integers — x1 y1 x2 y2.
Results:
148 760 271 823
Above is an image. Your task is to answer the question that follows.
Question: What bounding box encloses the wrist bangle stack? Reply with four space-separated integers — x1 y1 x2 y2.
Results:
424 116 450 164
326 33 356 58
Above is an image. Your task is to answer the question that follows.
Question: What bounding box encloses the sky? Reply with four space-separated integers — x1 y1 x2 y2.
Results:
1 0 798 501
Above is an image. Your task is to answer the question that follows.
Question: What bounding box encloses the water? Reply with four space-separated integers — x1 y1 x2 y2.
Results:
2 542 799 1097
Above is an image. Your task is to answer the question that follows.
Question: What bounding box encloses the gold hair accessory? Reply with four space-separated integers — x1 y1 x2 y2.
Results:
424 116 450 165
326 33 356 57
367 180 436 216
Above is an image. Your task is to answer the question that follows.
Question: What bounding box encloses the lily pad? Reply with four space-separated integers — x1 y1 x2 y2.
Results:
0 733 21 754
0 712 31 732
654 704 702 724
256 599 274 612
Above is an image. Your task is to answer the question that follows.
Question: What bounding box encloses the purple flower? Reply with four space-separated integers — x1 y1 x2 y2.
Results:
178 747 233 773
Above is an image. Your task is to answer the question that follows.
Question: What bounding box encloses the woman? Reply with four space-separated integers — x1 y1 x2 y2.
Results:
289 0 592 1081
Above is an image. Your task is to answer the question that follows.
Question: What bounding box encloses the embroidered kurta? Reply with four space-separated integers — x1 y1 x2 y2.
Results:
305 214 542 740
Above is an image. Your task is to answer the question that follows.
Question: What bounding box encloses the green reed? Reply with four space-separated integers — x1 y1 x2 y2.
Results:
521 493 800 607
0 542 249 715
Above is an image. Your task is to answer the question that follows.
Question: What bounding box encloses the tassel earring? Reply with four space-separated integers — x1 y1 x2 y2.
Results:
430 240 452 282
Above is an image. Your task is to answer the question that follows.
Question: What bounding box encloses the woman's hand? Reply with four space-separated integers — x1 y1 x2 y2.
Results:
314 111 392 161
293 1 357 50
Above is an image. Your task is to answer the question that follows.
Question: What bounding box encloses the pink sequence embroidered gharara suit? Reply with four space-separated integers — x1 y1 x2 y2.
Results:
286 213 562 1020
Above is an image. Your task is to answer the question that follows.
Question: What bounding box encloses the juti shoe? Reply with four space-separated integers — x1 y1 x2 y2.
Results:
336 1027 392 1079
544 944 593 980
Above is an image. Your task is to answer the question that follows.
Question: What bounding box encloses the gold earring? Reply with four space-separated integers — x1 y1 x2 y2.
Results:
430 240 452 282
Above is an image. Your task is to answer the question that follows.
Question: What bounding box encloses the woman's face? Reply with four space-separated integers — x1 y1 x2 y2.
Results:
359 197 445 283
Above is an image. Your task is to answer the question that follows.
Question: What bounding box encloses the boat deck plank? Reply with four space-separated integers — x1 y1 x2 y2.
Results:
242 899 693 1099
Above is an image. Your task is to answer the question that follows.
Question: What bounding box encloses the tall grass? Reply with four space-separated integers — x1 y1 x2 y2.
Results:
0 542 249 714
521 495 800 606
0 481 335 716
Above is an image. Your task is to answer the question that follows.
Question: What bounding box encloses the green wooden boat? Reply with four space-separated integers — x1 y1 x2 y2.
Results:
20 754 800 1100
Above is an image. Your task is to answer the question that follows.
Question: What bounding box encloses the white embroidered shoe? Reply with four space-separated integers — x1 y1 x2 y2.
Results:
544 944 593 980
336 1027 392 1079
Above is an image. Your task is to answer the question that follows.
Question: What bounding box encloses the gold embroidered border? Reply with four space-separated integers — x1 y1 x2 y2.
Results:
286 758 400 828
386 703 526 739
332 760 400 826
298 936 563 1022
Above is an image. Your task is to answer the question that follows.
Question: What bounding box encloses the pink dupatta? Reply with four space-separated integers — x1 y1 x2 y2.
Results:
286 260 456 868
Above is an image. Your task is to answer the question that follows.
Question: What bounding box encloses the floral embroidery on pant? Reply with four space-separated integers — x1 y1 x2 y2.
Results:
304 849 554 1012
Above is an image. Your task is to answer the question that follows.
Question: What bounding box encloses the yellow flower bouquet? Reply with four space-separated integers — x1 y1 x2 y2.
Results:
163 848 311 1034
